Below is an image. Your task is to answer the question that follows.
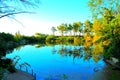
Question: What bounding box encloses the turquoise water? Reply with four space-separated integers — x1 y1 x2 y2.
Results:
6 45 107 80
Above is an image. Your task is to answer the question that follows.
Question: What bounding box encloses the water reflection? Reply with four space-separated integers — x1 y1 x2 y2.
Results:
56 45 84 63
55 44 103 64
6 44 107 80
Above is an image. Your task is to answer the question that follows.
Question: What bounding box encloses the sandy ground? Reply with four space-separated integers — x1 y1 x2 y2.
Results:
3 70 35 80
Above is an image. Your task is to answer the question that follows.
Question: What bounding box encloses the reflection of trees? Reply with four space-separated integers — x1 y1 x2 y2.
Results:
93 43 104 62
46 42 56 46
83 46 93 61
35 44 46 48
58 45 68 57
72 47 83 62
56 44 103 63
57 45 83 62
15 46 22 51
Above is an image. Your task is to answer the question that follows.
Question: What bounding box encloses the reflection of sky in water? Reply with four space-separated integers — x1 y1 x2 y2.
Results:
6 45 106 80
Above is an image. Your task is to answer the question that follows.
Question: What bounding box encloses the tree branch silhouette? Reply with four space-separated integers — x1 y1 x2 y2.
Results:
0 11 35 18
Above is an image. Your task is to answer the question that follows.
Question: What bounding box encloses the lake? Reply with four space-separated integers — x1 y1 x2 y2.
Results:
6 44 109 80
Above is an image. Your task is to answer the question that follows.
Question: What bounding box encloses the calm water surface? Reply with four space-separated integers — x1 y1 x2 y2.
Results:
6 44 108 80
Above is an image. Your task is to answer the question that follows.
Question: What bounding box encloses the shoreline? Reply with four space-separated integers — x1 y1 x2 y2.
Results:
2 69 35 80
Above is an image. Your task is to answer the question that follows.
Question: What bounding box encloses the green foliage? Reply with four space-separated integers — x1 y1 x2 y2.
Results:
88 0 120 18
73 21 82 36
67 24 73 36
0 58 16 74
14 31 22 42
0 32 48 76
57 23 67 36
35 33 47 42
89 0 120 61
74 37 82 46
56 36 74 44
0 32 15 42
84 20 93 35
46 35 57 42
46 36 84 45
8 65 16 73
66 37 74 42
0 67 4 79
57 37 67 43
0 32 17 58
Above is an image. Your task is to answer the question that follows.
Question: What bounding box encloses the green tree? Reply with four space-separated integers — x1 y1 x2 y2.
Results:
73 22 78 36
88 0 120 60
88 0 120 18
57 23 67 36
73 22 82 36
0 1 40 76
77 22 83 36
46 35 56 42
67 24 73 36
84 20 93 35
35 32 47 42
14 31 22 42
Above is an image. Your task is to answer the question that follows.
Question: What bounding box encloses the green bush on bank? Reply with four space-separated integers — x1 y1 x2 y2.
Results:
0 32 47 78
46 35 57 42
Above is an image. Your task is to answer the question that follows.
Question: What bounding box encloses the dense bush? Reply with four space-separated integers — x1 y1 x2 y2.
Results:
46 35 57 42
66 37 74 42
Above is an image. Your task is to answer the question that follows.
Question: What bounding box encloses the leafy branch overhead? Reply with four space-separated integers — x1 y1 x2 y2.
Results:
0 0 41 18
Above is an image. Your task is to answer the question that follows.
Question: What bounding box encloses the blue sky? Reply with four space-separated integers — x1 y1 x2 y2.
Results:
0 0 92 35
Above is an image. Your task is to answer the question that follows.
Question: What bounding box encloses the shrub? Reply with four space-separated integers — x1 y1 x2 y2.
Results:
66 37 74 42
46 35 56 42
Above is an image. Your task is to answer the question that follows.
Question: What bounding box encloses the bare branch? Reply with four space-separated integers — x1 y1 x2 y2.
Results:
0 0 40 27
8 16 25 27
0 11 35 18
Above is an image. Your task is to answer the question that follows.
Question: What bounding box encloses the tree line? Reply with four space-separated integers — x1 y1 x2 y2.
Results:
50 0 120 62
0 0 120 79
